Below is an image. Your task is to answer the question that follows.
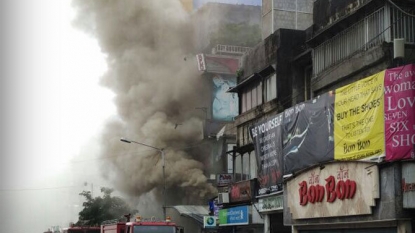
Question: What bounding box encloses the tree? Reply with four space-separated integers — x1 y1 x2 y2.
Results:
76 187 137 226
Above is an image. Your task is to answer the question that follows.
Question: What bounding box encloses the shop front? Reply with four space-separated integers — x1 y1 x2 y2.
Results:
217 179 263 233
257 194 290 233
283 161 414 233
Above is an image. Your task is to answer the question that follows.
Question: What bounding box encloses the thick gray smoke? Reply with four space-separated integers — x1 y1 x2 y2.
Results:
72 0 217 212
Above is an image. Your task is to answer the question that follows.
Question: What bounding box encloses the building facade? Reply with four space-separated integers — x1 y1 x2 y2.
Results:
226 0 415 233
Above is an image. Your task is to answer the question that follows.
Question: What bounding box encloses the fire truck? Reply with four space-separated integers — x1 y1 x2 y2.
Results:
62 226 101 233
101 216 184 233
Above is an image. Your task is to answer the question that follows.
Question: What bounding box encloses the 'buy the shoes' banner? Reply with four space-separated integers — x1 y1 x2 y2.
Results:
334 71 385 160
384 64 415 161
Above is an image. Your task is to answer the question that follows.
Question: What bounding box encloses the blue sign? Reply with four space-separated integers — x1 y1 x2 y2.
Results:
218 206 249 226
203 216 217 228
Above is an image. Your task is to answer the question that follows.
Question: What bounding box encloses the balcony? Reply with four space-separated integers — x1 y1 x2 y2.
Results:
313 3 415 77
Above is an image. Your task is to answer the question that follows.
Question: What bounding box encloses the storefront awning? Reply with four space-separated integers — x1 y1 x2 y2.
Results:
170 205 209 224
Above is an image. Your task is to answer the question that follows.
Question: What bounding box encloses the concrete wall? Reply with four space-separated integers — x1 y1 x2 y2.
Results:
241 29 305 109
241 29 305 81
192 3 261 52
312 0 372 32
262 0 313 39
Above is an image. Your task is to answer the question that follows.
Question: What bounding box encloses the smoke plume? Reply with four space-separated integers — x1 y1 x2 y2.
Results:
72 0 217 211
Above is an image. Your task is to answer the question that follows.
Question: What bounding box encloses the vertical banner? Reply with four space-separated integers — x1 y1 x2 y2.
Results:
212 75 238 121
249 113 283 195
196 53 206 71
384 64 415 161
283 93 335 174
334 71 385 160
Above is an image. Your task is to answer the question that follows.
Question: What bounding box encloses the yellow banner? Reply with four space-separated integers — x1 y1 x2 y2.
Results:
334 71 385 160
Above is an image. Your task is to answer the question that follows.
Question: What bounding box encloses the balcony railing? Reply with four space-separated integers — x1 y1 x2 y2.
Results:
313 3 415 76
212 44 252 56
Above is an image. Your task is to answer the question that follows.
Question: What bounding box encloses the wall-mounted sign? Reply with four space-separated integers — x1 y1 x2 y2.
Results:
217 173 233 187
196 53 206 71
219 206 249 226
402 162 415 208
203 216 217 228
258 195 283 212
229 180 253 203
287 162 379 219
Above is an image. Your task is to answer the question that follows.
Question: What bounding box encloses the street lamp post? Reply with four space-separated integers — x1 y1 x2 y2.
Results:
120 138 166 220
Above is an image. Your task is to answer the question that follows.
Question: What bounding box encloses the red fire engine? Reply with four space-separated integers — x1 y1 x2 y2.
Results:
62 226 101 233
101 216 184 233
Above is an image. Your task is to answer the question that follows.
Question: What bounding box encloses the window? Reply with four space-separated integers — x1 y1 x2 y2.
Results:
240 73 275 114
265 73 277 102
252 85 257 107
249 151 257 179
243 153 250 179
257 82 263 105
246 88 252 110
241 92 247 113
241 82 263 113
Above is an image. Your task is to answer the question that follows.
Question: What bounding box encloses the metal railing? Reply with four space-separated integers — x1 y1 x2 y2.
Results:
391 5 415 44
313 3 415 76
212 44 252 55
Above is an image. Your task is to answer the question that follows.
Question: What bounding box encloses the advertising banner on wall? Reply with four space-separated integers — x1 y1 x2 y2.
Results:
249 113 284 195
384 64 415 161
334 71 385 160
212 75 239 121
283 92 335 174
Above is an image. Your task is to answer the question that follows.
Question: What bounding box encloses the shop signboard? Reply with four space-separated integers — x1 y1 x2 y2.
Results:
402 163 415 208
286 162 379 219
217 173 233 187
203 216 217 228
258 195 283 212
218 206 249 226
229 179 254 203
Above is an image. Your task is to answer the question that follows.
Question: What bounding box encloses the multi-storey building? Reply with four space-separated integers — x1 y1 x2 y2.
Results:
168 2 262 233
227 0 415 233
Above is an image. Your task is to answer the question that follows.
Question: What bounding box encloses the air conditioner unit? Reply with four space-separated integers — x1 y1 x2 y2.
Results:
218 192 229 204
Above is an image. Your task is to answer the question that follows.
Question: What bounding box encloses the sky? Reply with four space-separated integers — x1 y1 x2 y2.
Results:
1 0 115 232
0 0 255 231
